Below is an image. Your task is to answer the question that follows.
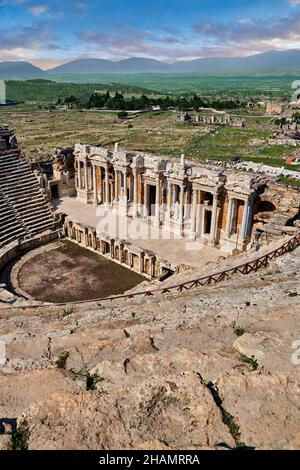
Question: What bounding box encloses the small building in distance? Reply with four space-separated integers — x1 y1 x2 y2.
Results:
266 101 283 115
285 155 300 166
0 81 6 105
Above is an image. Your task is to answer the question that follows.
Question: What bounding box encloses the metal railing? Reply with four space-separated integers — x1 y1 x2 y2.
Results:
2 231 300 309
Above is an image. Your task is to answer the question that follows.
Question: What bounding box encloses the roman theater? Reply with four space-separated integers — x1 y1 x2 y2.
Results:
1 124 300 450
0 124 300 305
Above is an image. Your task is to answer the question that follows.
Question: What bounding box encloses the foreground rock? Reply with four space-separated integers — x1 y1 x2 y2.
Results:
20 373 235 450
0 247 299 449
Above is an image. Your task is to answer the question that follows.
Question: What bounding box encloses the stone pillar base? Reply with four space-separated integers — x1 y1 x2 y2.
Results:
118 204 128 216
173 222 184 237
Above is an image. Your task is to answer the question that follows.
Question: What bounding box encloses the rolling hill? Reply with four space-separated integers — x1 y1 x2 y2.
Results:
0 61 43 79
1 50 300 79
47 50 300 74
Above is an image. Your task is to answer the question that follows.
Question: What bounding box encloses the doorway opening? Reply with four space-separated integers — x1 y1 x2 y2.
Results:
149 185 156 217
204 210 212 235
51 184 59 200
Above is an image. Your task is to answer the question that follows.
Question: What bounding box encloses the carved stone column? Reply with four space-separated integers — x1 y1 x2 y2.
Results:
114 169 118 203
88 163 92 191
83 160 87 190
123 169 128 214
155 179 161 227
150 257 156 279
225 196 234 237
191 187 197 239
209 193 218 246
143 182 148 217
133 170 138 217
172 184 177 215
105 167 110 205
179 185 185 236
77 160 81 190
139 254 144 274
240 198 252 242
92 163 97 205
167 182 172 226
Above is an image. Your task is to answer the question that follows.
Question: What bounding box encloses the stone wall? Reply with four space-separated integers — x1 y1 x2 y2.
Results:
0 230 61 305
63 219 176 280
0 230 61 271
73 144 268 254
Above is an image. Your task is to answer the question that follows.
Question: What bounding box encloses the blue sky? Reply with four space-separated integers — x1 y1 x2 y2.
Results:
0 0 300 68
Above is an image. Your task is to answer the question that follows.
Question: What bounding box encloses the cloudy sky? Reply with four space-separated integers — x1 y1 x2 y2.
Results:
1 0 300 69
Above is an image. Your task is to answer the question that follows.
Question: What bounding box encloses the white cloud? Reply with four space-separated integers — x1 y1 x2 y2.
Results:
30 4 48 16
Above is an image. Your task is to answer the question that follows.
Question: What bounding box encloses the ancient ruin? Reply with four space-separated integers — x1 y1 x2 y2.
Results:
181 111 245 127
0 127 300 301
38 148 76 200
0 127 56 249
72 142 299 255
0 127 300 451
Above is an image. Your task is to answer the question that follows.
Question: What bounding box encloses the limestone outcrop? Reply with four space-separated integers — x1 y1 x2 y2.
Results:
0 246 299 450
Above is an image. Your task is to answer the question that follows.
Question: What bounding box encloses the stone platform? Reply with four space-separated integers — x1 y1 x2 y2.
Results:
54 197 223 269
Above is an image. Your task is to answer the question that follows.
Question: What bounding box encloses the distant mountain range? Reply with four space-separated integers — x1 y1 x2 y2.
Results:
0 61 44 78
1 50 300 78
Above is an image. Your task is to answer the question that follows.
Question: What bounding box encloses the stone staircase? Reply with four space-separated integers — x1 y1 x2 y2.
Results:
0 150 55 248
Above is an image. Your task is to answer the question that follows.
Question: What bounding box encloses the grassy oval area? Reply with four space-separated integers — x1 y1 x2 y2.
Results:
18 240 145 303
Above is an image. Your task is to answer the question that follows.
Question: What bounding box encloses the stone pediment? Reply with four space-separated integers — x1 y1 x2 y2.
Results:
89 145 111 162
74 144 91 158
191 168 225 186
143 155 167 173
90 154 111 164
74 144 114 164
225 173 255 194
132 155 145 171
112 151 133 167
143 168 159 180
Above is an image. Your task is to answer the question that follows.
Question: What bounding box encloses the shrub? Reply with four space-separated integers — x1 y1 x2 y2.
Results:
118 111 128 119
56 351 70 369
221 409 242 445
62 307 75 317
241 354 259 371
232 322 246 337
75 348 104 391
10 421 30 451
86 372 103 391
288 292 299 297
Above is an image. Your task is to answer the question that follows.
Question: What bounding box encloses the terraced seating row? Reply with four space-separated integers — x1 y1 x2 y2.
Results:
0 193 27 247
0 150 55 248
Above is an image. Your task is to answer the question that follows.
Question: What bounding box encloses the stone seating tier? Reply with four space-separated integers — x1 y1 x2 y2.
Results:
0 151 55 248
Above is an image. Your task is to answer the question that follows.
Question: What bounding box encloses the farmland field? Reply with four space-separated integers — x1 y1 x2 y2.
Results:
46 73 300 99
1 103 299 172
5 79 160 103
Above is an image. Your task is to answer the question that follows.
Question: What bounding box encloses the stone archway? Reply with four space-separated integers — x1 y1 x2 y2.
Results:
256 200 276 213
